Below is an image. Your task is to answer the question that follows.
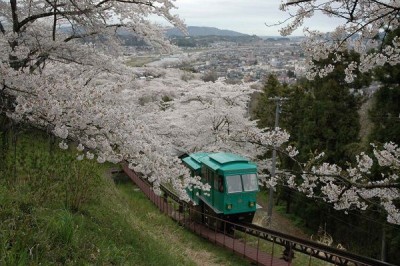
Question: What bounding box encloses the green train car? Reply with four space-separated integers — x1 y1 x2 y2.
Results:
182 152 259 223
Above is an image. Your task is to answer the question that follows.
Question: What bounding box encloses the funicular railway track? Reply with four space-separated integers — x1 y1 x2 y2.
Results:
122 164 395 266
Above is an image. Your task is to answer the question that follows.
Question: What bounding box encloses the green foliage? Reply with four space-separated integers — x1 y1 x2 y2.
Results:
0 126 251 265
366 28 400 264
275 205 305 228
160 95 174 111
295 51 369 158
161 95 173 102
201 70 218 83
253 69 362 164
369 28 400 144
251 53 400 264
293 78 361 163
0 129 102 264
314 50 372 90
181 71 195 82
47 210 75 245
115 180 249 266
276 190 400 262
368 86 400 144
287 70 296 78
253 74 289 129
170 36 197 47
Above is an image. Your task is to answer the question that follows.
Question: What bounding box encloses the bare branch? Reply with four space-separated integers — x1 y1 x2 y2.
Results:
349 0 358 22
370 0 400 10
285 0 312 5
10 0 19 32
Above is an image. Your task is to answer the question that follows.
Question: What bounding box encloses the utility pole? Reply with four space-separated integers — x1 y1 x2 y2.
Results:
267 96 287 225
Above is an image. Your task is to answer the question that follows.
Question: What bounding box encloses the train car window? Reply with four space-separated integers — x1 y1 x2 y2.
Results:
242 174 258 191
226 175 243 193
218 176 224 192
213 173 219 190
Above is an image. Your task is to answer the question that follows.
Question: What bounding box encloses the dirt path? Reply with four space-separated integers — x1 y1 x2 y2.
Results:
253 201 310 240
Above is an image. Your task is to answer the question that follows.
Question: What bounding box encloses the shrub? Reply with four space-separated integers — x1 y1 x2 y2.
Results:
201 71 218 83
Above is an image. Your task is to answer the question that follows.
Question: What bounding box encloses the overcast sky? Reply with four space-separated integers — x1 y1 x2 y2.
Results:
165 0 344 36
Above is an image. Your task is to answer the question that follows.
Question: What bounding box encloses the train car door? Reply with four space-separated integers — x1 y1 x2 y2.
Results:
201 165 212 205
213 174 224 212
211 171 215 206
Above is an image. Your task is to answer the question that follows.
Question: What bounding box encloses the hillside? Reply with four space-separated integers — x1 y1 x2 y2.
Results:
166 26 248 37
60 25 258 47
0 129 249 265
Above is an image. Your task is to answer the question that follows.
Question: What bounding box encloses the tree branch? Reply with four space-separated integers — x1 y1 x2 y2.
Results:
15 0 155 33
286 169 400 190
370 0 400 10
0 21 5 34
63 31 99 42
52 0 57 41
10 0 19 32
285 0 312 5
349 0 358 22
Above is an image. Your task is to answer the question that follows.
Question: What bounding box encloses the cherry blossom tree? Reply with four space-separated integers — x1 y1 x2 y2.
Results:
0 0 196 198
1 1 399 225
276 0 400 224
281 144 399 224
3 56 289 200
116 70 291 196
1 1 273 203
0 0 184 113
279 0 400 82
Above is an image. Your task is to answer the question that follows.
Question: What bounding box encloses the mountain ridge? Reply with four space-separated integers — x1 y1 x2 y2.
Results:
166 26 248 37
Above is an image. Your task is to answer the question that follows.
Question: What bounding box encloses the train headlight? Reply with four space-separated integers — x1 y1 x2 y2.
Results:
226 204 233 210
249 202 255 207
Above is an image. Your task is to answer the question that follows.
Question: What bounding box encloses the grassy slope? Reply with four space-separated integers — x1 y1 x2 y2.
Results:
0 130 248 265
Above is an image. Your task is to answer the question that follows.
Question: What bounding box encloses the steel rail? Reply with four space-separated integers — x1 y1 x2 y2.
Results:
235 223 395 266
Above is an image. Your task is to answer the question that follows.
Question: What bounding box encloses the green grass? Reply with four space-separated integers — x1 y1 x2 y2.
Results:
113 175 250 266
0 129 250 265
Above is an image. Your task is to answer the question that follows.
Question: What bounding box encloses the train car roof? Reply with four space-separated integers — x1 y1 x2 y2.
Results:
182 152 257 173
209 153 248 164
181 152 210 171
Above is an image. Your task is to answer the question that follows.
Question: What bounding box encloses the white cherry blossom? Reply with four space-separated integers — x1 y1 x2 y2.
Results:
280 0 400 82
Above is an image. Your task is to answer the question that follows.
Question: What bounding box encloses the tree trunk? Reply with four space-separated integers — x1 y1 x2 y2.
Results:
286 190 292 214
381 226 386 262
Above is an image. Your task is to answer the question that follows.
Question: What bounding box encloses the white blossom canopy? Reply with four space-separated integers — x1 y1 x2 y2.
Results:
280 0 400 82
276 0 400 224
0 1 399 224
